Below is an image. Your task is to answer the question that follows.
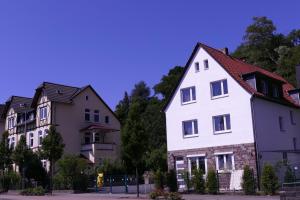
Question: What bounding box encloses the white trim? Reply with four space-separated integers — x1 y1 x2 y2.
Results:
214 151 233 155
187 153 206 158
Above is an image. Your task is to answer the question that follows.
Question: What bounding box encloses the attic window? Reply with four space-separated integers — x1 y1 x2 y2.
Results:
204 59 209 70
195 62 200 72
56 89 63 95
85 95 89 101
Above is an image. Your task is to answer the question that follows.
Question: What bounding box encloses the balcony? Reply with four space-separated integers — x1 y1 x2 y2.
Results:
81 143 114 152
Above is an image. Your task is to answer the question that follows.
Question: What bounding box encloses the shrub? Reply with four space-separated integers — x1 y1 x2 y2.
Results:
242 165 256 195
192 168 205 194
284 166 295 183
168 192 183 200
20 186 45 196
154 169 165 190
183 170 191 193
206 169 218 194
72 174 89 192
0 171 21 191
149 189 164 199
149 190 183 200
261 164 279 195
166 169 178 192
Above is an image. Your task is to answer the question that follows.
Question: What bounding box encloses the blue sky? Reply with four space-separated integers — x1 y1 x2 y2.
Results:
0 1 299 109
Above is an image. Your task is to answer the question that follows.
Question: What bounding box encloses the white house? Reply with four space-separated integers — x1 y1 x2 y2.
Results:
163 43 300 190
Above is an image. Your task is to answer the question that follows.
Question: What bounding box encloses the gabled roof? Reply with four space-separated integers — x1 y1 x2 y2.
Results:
163 43 299 111
1 96 33 118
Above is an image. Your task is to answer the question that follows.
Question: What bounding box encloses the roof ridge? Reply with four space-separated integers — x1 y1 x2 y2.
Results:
42 81 81 89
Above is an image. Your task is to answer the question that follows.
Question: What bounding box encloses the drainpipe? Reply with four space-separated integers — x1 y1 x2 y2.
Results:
250 96 261 190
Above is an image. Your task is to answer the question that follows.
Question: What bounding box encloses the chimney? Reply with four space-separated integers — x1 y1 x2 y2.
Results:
296 64 300 88
221 47 229 55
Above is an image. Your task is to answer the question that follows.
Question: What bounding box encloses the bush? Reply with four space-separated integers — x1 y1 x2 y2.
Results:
192 168 205 194
183 170 191 193
261 164 279 195
154 169 165 190
284 166 295 183
206 169 218 194
166 169 178 192
20 186 45 196
149 189 165 199
242 165 256 195
149 190 182 200
168 192 183 200
0 171 21 191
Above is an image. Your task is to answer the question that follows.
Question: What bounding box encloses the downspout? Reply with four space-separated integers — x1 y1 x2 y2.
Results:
250 96 261 190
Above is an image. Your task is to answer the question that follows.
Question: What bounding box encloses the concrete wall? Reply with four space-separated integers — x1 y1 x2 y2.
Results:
165 47 255 152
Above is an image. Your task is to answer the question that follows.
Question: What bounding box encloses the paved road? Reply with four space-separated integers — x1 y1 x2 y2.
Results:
0 193 280 200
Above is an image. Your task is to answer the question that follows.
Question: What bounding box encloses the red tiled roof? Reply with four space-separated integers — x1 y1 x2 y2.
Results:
163 43 299 111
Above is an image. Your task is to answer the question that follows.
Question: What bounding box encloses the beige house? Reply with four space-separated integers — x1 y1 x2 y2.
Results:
0 82 121 168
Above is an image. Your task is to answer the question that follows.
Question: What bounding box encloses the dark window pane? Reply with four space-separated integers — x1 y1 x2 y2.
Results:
223 80 228 94
192 87 196 100
214 116 225 132
183 121 193 135
212 81 222 96
85 113 90 121
193 120 198 134
198 157 206 173
204 60 209 69
218 155 224 170
226 155 232 170
225 115 231 130
182 88 191 103
94 115 99 122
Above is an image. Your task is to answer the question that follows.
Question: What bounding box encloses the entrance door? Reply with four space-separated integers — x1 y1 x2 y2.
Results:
175 157 185 189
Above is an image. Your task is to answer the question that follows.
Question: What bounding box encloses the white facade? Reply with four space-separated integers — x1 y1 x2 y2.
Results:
165 47 254 151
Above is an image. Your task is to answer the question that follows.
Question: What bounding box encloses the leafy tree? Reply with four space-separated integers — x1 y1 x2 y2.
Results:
261 164 279 195
153 169 165 190
206 169 218 194
97 159 126 175
154 66 184 100
0 131 12 172
40 125 65 193
242 165 256 195
115 92 130 126
192 168 205 194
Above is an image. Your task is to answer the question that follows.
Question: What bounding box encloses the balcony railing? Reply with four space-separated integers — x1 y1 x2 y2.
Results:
81 143 114 152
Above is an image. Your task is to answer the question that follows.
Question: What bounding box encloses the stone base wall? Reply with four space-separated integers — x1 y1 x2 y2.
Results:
168 143 258 190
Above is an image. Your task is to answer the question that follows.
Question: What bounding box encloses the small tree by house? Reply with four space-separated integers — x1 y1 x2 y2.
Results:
40 125 65 193
0 131 12 172
242 165 256 195
261 164 279 195
154 169 165 190
206 169 218 194
166 169 178 192
284 166 295 183
192 168 205 194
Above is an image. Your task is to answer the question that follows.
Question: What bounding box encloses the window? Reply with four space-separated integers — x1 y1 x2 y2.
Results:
29 133 34 148
282 152 288 162
182 120 198 137
181 87 196 104
38 131 43 146
42 160 47 169
211 79 228 98
95 133 100 143
188 156 206 176
105 116 110 124
260 80 268 95
293 137 297 150
290 111 296 125
39 107 47 120
85 109 90 121
94 110 100 122
85 95 89 101
216 154 234 171
8 117 14 129
203 59 209 70
11 137 15 149
195 62 200 72
279 116 285 132
272 85 279 98
44 129 49 136
84 132 91 144
213 114 231 134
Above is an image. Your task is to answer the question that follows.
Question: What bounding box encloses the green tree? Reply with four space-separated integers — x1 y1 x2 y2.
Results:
192 168 205 194
206 169 218 194
40 125 65 193
242 165 256 195
166 169 178 192
115 92 130 126
0 131 12 172
261 164 279 195
284 166 295 183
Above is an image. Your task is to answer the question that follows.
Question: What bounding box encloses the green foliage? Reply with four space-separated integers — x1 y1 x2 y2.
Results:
115 92 130 126
20 186 45 196
166 169 178 192
11 135 29 174
192 168 205 194
0 131 12 171
154 169 165 190
206 169 218 194
242 165 256 195
284 166 295 183
233 16 300 85
97 159 126 175
0 171 21 191
261 164 279 195
183 171 191 193
149 190 183 200
56 155 89 191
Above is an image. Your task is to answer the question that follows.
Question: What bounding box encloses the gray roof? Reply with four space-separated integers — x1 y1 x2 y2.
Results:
1 96 33 119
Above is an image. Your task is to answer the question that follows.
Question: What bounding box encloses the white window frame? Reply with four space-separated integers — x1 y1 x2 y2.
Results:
10 136 15 149
187 154 208 177
210 79 229 99
195 62 200 72
182 119 198 138
181 86 196 105
203 59 209 70
29 133 34 148
213 114 231 134
38 131 43 146
8 117 14 129
40 107 47 120
215 152 235 172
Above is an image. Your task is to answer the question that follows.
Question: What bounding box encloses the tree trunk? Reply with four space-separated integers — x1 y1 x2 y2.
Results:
136 167 139 198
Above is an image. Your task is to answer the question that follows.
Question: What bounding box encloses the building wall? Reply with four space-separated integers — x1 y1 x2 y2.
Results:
54 87 121 165
165 47 255 152
252 98 300 169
